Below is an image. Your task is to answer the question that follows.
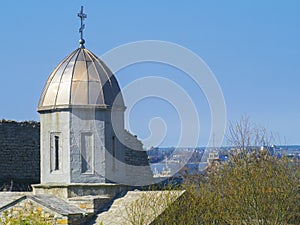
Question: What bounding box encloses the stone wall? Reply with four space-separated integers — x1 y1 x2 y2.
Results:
0 120 153 189
0 194 88 225
123 130 154 186
124 130 149 166
0 120 40 190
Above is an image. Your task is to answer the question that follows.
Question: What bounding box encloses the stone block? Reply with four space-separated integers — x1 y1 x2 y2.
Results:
57 218 68 224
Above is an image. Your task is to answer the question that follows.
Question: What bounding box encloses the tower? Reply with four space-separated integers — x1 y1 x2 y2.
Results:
35 7 152 194
37 46 126 184
0 7 179 225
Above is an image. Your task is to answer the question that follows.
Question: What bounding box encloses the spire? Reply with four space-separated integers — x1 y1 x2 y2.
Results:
77 6 87 48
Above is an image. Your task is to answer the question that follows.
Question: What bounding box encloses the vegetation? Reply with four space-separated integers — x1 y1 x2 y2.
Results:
149 152 300 225
0 202 54 225
128 117 300 225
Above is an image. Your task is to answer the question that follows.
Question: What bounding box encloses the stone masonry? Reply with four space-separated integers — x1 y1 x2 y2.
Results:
0 120 40 190
0 120 153 189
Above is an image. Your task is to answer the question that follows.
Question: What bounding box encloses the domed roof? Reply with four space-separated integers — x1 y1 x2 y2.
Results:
38 48 124 111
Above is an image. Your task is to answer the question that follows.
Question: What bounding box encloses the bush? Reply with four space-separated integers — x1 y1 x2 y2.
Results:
150 151 300 225
0 202 54 225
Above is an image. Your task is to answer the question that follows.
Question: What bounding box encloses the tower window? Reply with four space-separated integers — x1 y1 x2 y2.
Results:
50 132 61 172
112 136 116 170
54 136 59 170
112 136 116 157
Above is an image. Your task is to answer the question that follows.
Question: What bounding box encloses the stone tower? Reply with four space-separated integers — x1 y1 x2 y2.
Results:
35 7 152 189
37 47 126 184
0 8 178 225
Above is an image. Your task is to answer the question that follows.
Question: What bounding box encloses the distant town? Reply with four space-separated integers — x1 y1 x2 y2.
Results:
147 145 300 178
147 145 300 164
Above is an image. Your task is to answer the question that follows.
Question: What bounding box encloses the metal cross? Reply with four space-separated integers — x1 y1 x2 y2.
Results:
78 6 87 47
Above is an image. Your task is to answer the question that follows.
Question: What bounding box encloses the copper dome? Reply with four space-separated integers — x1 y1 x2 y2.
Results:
38 48 124 111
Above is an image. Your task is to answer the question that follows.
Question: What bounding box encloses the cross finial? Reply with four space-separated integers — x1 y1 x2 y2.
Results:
78 6 87 48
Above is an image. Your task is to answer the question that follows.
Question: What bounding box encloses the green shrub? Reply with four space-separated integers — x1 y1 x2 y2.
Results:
0 202 55 225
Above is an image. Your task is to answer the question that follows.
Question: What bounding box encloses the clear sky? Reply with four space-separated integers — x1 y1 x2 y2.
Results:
0 1 299 147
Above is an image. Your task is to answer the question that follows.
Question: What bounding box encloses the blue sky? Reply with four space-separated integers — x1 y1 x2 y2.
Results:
0 1 299 147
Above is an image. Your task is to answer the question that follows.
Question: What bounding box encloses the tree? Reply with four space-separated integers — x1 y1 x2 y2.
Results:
132 117 300 225
226 115 274 152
